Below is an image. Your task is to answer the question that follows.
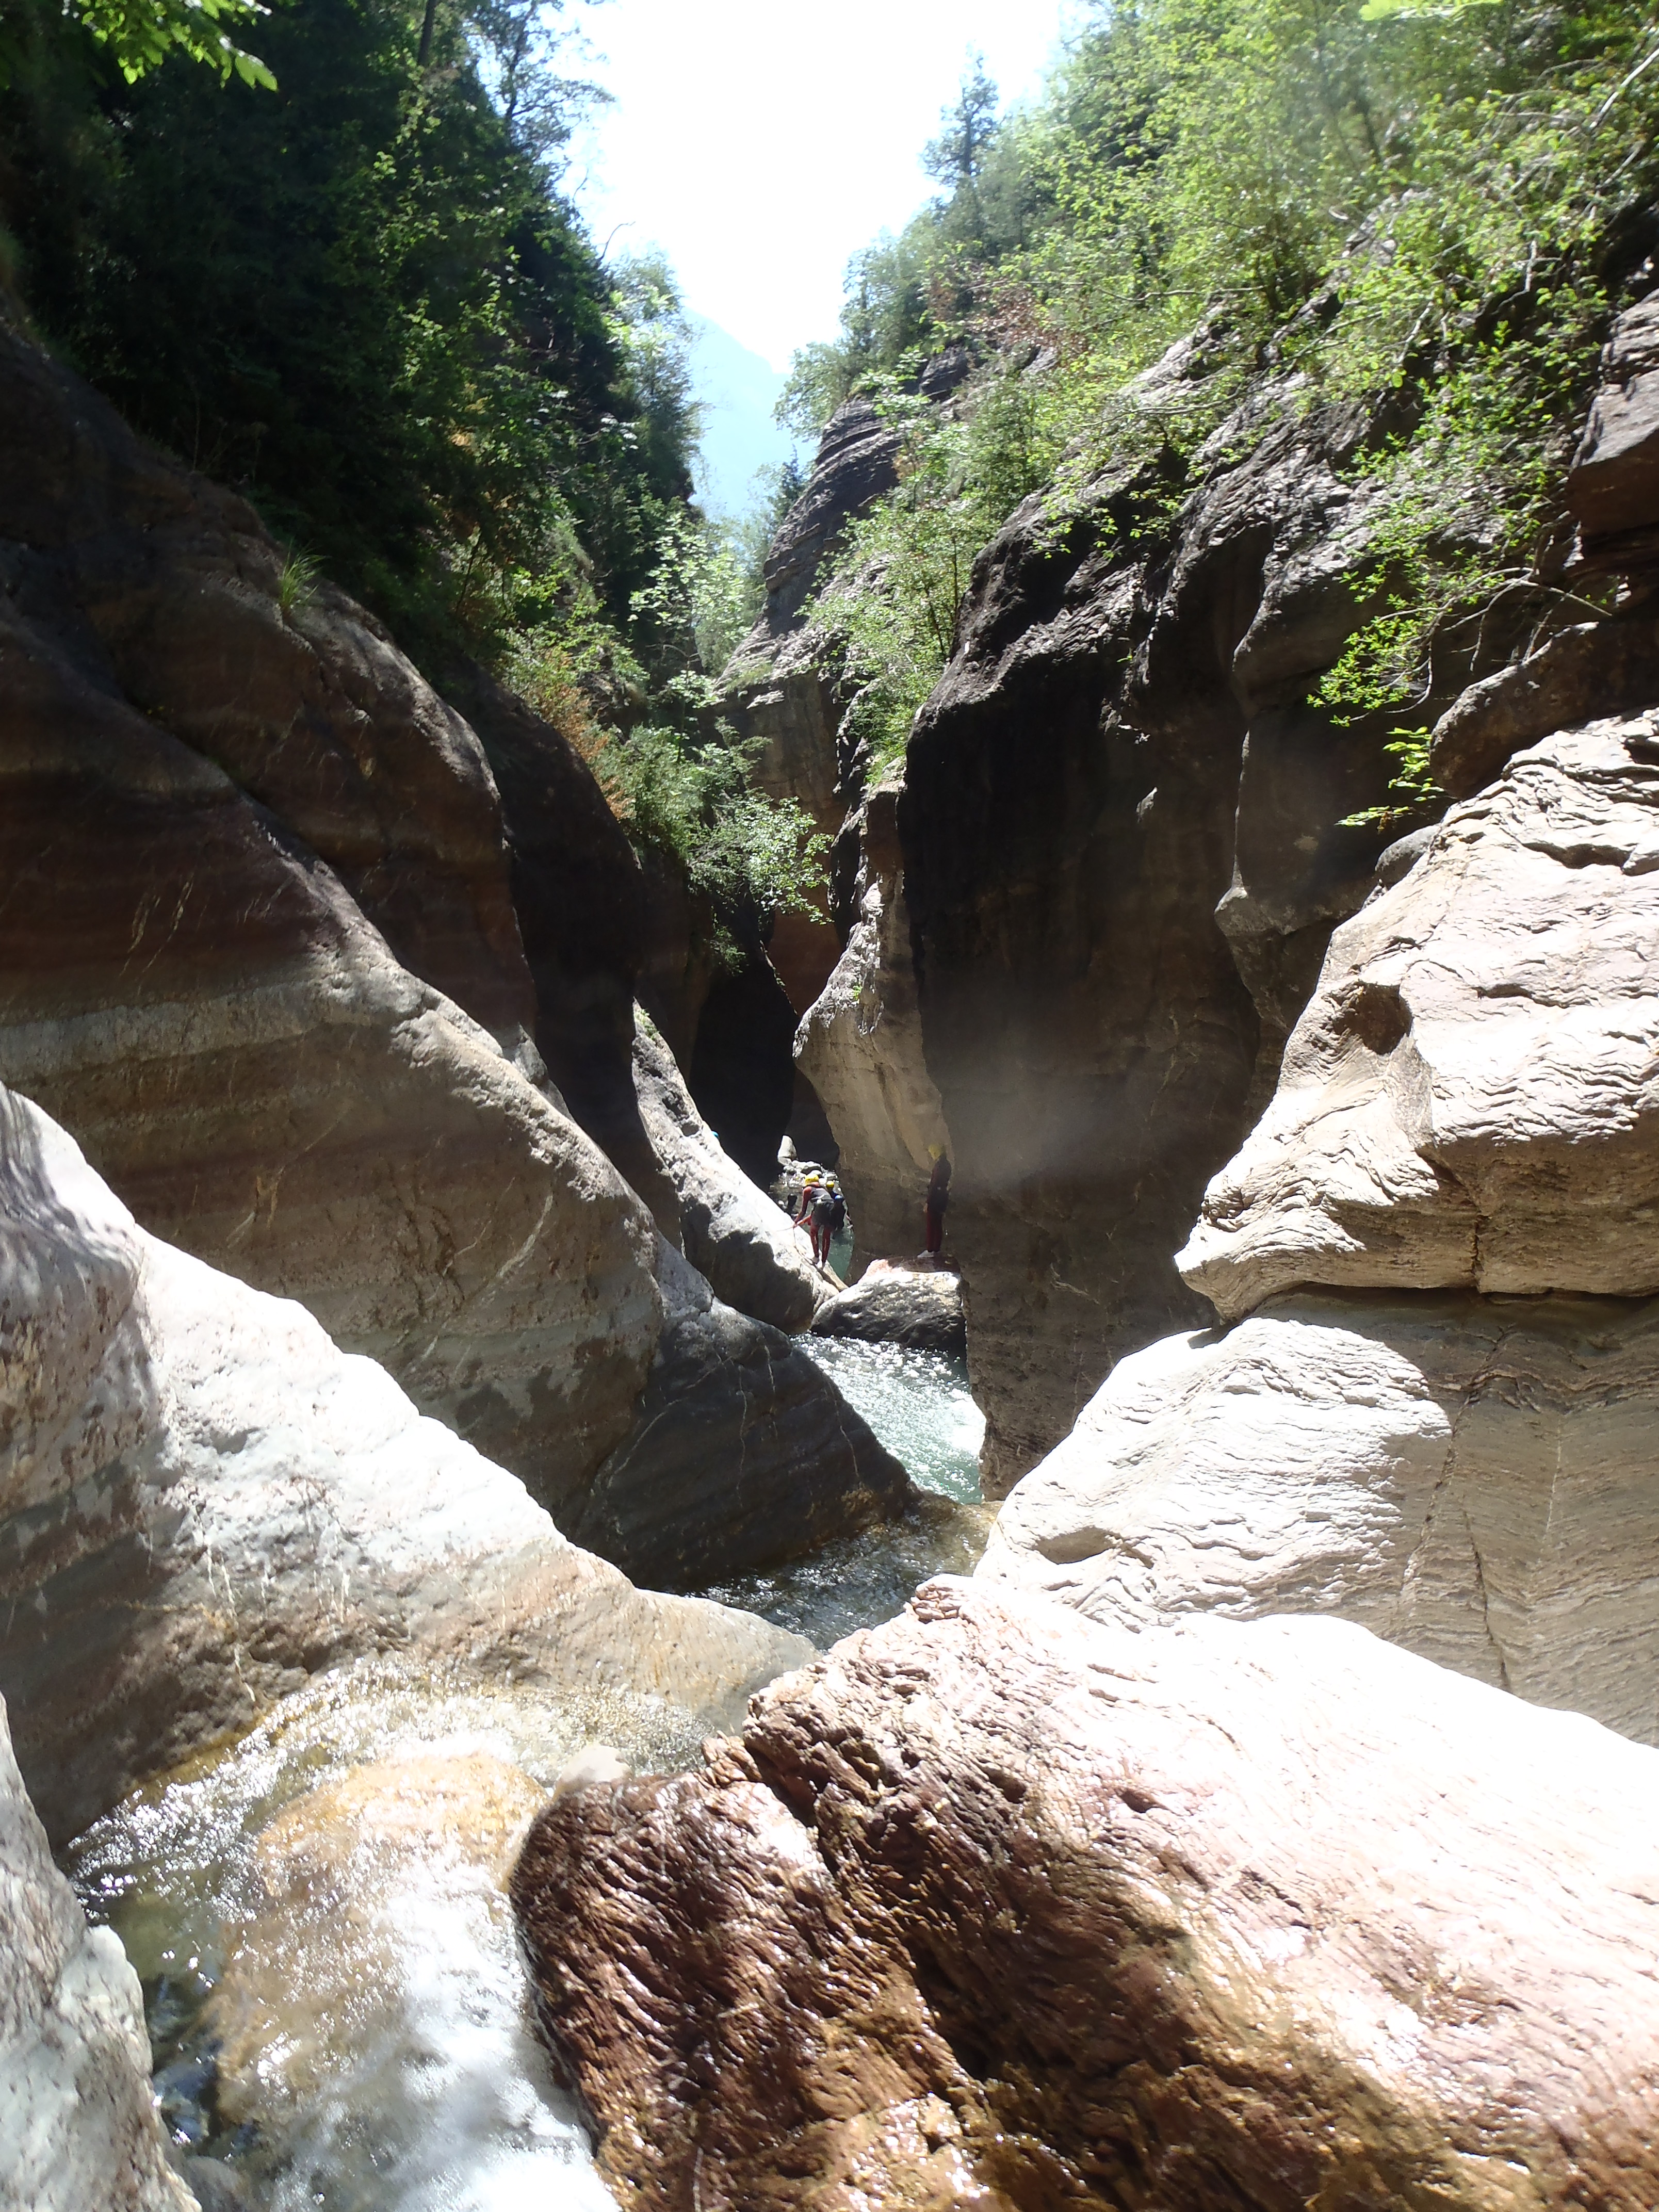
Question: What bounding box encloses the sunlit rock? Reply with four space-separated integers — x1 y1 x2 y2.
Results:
513 1577 1659 2211
1180 718 1659 1321
980 1288 1659 1744
0 1083 812 1841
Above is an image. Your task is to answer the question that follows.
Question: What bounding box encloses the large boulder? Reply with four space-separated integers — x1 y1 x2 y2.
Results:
1179 717 1659 1323
0 1085 811 1842
796 774 951 1273
0 1695 191 2212
630 1010 825 1331
812 1258 966 1355
566 1240 913 1590
979 1288 1659 1744
512 1577 1659 2212
0 293 536 1061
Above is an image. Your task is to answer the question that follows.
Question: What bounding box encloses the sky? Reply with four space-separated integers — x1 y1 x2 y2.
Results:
565 0 1081 378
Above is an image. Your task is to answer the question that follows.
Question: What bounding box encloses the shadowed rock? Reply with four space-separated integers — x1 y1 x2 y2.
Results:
567 1241 912 1590
812 1260 965 1356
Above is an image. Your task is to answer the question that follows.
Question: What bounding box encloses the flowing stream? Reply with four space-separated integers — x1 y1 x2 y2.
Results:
66 1337 989 2210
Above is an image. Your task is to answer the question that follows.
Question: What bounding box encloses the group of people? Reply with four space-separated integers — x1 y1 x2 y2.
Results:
785 1144 953 1272
792 1170 846 1268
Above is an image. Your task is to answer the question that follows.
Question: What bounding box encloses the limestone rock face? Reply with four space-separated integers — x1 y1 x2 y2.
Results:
0 638 661 1508
0 298 535 1058
1180 717 1659 1322
812 1260 966 1356
796 777 950 1272
568 1241 912 1590
512 1577 1659 2212
1567 287 1659 563
630 1011 824 1332
980 1289 1659 1743
0 1086 812 1841
0 1696 192 2212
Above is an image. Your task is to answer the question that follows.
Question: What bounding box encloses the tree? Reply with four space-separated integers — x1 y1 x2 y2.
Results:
924 52 999 192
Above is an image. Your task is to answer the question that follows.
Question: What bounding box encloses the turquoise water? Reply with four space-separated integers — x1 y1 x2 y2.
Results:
696 1336 991 1648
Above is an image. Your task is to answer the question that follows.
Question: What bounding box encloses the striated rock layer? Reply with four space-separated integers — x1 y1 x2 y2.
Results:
0 1084 811 1842
796 774 951 1273
0 1694 191 2212
1180 717 1659 1322
980 1288 1659 1744
0 642 662 1509
513 1576 1659 2212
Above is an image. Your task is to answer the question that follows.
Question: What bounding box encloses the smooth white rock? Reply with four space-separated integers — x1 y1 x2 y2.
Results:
980 1288 1659 1744
0 1694 192 2212
1179 718 1659 1318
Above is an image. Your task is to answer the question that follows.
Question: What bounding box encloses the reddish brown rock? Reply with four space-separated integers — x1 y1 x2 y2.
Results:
513 1577 1659 2212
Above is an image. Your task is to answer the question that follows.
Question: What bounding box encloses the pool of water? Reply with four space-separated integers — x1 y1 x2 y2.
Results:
70 1663 712 2211
695 1336 991 1648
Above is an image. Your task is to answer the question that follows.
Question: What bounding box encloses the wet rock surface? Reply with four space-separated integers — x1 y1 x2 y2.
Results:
513 1576 1659 2212
569 1241 913 1590
812 1259 966 1355
0 1085 811 1841
1180 717 1659 1320
0 1694 192 2212
981 1288 1659 1743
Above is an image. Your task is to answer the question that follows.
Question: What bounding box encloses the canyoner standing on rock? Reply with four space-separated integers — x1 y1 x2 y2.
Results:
923 1145 951 1258
795 1173 839 1270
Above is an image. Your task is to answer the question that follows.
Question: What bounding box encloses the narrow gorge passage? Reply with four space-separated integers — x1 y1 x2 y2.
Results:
7 1 1659 2207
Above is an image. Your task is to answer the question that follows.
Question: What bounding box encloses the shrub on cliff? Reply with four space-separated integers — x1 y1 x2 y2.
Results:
788 0 1658 785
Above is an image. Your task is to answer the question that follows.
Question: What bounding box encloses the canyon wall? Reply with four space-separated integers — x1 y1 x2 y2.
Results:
0 294 907 1579
768 282 1659 1495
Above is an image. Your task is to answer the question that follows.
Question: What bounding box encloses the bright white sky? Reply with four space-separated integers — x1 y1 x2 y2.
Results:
566 0 1082 376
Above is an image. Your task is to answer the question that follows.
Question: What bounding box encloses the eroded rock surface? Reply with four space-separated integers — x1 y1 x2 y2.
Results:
0 646 662 1507
513 1576 1659 2211
796 775 951 1273
1568 286 1659 564
1180 717 1659 1321
631 1010 824 1331
0 1695 191 2212
568 1240 912 1590
981 1289 1659 1743
0 1086 811 1840
812 1259 965 1355
0 296 535 1059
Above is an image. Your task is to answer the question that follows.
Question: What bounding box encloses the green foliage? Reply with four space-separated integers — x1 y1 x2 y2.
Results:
0 0 693 662
276 546 321 620
0 0 274 90
601 723 829 961
783 0 1657 795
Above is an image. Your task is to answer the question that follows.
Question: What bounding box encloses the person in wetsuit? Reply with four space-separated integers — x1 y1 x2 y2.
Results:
923 1146 951 1256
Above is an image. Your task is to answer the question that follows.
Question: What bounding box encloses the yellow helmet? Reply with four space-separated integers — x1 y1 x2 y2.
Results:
928 1144 946 1160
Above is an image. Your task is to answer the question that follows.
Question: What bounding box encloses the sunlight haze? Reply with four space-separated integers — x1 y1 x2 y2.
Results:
568 0 1080 375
